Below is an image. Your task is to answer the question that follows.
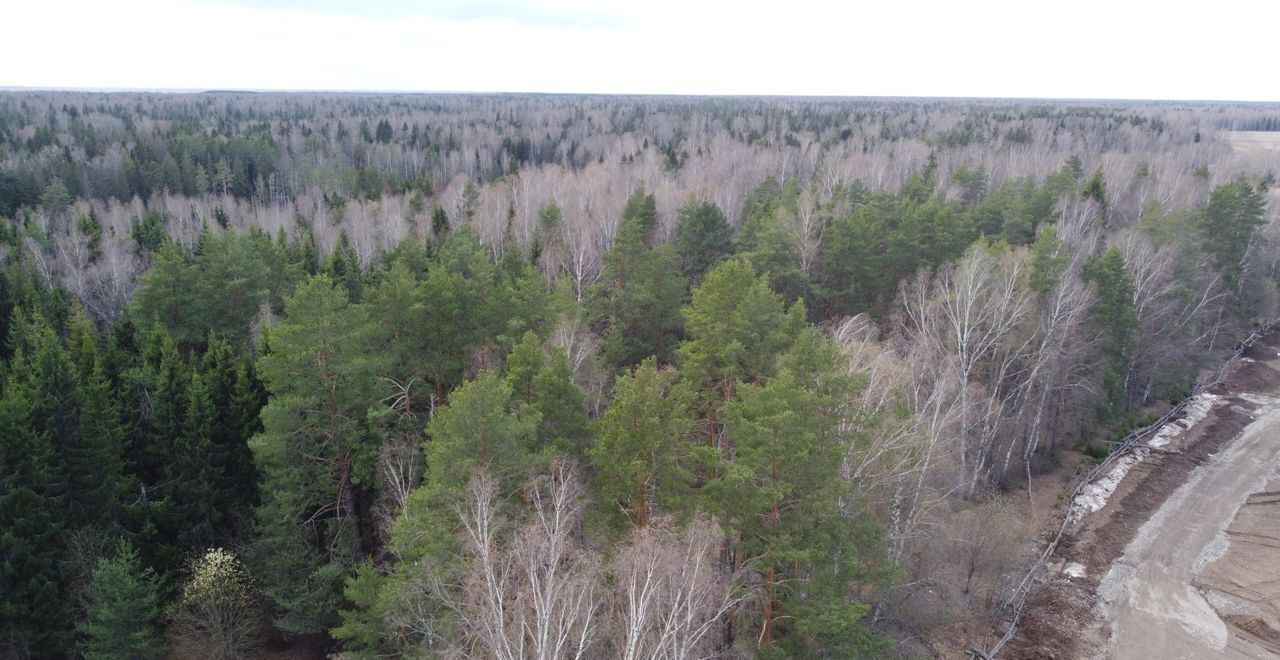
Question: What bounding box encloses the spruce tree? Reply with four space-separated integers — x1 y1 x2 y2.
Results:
71 363 134 532
0 384 67 658
201 338 261 534
674 199 734 285
169 371 218 549
595 191 686 369
1084 247 1137 421
78 540 164 660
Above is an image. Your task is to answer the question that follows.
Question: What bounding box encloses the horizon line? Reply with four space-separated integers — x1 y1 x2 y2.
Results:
2 85 1279 106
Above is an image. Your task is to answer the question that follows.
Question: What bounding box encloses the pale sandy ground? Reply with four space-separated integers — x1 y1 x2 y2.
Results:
1099 393 1280 659
1224 131 1280 153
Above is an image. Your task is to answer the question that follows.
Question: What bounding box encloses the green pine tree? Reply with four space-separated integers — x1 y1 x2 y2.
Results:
678 258 803 447
710 344 892 656
251 275 377 634
589 358 696 529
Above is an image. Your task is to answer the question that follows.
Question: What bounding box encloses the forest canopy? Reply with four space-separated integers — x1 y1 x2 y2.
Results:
0 91 1277 659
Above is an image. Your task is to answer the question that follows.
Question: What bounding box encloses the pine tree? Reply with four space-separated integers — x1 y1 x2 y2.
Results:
131 241 198 342
414 232 495 399
251 275 377 634
1029 224 1068 296
590 358 696 528
530 349 591 456
195 231 271 344
710 348 891 656
736 205 808 306
678 258 803 446
1200 178 1266 297
595 193 687 369
391 370 538 564
505 330 545 404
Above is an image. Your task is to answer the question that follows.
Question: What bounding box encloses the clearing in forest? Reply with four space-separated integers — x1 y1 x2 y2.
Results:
1224 131 1280 153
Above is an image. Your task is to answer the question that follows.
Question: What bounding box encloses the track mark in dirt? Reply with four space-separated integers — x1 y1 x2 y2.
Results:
1004 332 1280 659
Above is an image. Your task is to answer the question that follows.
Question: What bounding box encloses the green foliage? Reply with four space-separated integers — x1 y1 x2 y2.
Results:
76 209 103 253
40 179 71 217
78 540 164 660
737 204 809 305
1083 441 1110 460
323 233 364 302
0 380 68 658
331 562 388 656
394 371 539 560
590 358 697 528
200 338 263 534
130 209 168 253
595 190 687 369
1029 224 1068 295
431 205 450 240
709 348 890 654
169 371 218 547
1084 247 1138 421
678 258 803 431
131 230 280 346
459 180 480 221
10 96 1277 660
1083 168 1108 216
1200 178 1266 295
621 188 659 241
251 275 378 634
674 199 734 284
412 230 503 394
506 335 592 456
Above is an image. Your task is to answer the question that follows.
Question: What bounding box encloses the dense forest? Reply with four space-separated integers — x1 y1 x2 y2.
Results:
0 91 1277 659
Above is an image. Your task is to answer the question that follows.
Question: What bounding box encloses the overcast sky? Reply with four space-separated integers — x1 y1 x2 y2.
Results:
5 0 1278 101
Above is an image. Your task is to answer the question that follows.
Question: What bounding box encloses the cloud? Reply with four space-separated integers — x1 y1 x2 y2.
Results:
206 0 631 28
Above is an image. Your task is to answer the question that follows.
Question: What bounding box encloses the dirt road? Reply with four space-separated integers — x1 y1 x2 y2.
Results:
1100 394 1280 659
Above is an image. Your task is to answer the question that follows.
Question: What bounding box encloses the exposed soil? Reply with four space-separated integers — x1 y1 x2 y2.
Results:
1002 575 1098 659
1196 476 1280 655
1065 402 1252 575
1001 399 1254 659
1002 332 1280 658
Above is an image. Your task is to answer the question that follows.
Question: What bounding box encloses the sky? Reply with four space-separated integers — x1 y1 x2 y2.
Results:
4 0 1279 101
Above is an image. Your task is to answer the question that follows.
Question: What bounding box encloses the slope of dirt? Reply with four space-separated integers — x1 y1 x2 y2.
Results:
1098 394 1280 659
1002 332 1280 658
1003 400 1253 659
1197 477 1280 655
